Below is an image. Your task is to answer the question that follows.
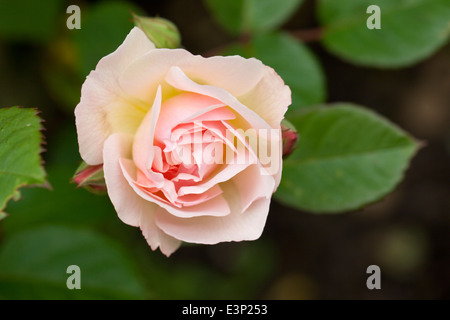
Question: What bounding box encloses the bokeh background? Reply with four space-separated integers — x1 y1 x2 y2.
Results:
0 0 449 299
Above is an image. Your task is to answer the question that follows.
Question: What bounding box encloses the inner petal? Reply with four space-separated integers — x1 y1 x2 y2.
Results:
154 92 227 145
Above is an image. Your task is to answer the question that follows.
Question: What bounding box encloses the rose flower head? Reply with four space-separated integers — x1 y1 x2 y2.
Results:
75 27 291 256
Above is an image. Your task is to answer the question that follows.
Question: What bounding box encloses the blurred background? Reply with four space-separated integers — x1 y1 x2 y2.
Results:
0 0 449 299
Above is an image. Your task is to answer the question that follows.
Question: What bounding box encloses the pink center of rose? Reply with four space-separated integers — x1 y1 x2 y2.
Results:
119 91 254 209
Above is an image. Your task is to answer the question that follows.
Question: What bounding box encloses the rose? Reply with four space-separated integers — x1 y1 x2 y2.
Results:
75 27 291 256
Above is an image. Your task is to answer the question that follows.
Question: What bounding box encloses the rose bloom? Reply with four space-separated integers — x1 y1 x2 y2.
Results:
75 27 291 256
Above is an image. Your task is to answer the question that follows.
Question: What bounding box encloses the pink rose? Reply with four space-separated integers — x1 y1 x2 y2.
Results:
75 27 291 256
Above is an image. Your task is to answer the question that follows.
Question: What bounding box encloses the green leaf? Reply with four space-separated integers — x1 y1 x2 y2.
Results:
205 0 304 35
3 164 114 234
224 32 326 111
0 107 46 215
275 104 419 213
73 1 144 77
0 225 147 299
2 125 112 234
318 0 450 67
0 0 63 42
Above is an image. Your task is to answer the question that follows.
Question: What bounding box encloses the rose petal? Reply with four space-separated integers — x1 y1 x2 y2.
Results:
75 27 155 165
120 157 231 218
120 158 179 206
132 85 165 187
222 120 282 177
177 161 249 196
154 181 271 244
140 208 182 257
239 66 291 128
182 55 266 97
119 48 192 103
182 106 235 123
231 164 275 212
177 184 223 207
154 92 225 144
95 27 155 85
103 133 146 226
121 50 267 104
164 66 272 131
103 132 180 255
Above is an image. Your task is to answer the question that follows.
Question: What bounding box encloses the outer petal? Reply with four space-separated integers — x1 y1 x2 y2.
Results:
239 66 291 129
75 27 155 165
120 49 267 104
231 164 275 212
154 181 271 244
119 48 192 103
140 208 181 257
179 55 267 97
103 132 181 256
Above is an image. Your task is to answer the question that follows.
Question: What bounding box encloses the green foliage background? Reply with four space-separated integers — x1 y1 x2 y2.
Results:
0 0 448 299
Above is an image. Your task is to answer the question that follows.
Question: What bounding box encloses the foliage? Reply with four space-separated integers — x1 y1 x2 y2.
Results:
318 0 450 67
0 0 446 299
0 107 46 218
275 104 419 212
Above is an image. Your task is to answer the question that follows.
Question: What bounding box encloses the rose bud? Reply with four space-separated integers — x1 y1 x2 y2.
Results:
281 119 299 158
72 162 106 194
132 14 181 49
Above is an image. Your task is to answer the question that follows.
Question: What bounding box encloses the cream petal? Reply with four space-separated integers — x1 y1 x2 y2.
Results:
179 55 266 97
177 161 249 197
75 80 113 165
140 208 182 257
154 92 224 144
103 133 145 227
154 181 271 244
119 48 192 103
120 157 231 218
182 106 235 123
221 120 282 177
120 158 178 205
151 146 169 173
231 164 275 211
239 66 292 128
132 86 163 181
201 121 238 152
75 27 155 165
220 120 259 165
103 132 182 255
120 49 267 104
177 184 223 207
95 27 155 86
164 66 272 131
